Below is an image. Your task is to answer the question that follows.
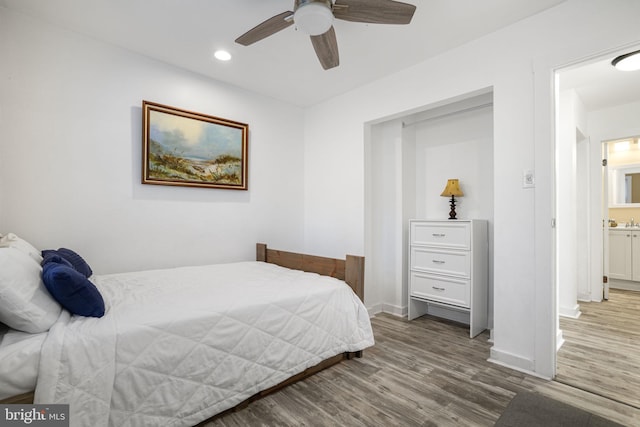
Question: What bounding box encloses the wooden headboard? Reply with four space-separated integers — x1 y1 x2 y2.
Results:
256 243 364 301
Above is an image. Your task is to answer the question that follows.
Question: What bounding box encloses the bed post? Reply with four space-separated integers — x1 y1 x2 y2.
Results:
345 255 364 302
257 243 267 262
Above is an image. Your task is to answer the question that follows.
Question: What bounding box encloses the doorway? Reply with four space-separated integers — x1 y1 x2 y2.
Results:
555 47 640 408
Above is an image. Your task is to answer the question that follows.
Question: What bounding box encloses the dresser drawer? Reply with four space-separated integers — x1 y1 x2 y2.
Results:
410 221 470 249
410 247 470 278
410 272 470 308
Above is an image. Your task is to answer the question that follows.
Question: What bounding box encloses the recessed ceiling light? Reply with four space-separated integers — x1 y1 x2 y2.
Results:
614 140 631 152
214 50 232 61
611 49 640 71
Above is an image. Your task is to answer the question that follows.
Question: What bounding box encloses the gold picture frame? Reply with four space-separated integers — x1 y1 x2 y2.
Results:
142 101 248 190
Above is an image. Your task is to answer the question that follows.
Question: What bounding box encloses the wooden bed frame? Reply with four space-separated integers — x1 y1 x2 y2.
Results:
256 243 365 301
1 243 367 422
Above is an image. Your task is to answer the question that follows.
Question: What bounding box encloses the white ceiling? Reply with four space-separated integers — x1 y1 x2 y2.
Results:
2 0 570 107
560 55 640 112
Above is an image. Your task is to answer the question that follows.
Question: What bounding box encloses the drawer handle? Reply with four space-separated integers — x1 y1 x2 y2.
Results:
432 233 446 237
432 260 446 264
432 286 445 291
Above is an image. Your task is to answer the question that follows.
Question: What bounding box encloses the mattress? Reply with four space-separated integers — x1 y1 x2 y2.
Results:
0 324 46 399
34 261 374 427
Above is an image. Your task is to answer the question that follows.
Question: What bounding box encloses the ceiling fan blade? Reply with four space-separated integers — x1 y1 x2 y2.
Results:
235 11 294 46
333 0 416 24
310 26 340 70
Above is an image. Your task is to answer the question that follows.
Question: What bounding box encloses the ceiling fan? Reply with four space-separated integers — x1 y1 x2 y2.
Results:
235 0 417 70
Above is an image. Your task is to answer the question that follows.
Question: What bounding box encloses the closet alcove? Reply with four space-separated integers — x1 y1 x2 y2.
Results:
364 89 495 331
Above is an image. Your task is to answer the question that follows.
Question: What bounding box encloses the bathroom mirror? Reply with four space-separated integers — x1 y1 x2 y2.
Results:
609 165 640 207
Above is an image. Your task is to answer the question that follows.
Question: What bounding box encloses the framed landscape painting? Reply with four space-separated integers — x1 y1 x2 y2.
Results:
142 101 248 190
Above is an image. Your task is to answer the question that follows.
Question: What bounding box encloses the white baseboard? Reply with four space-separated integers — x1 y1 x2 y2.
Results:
559 304 581 319
577 293 591 302
488 347 546 379
556 329 565 351
381 303 407 317
367 302 407 318
367 303 383 318
610 279 640 292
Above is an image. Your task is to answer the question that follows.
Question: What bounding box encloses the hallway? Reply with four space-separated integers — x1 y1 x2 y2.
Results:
556 289 640 408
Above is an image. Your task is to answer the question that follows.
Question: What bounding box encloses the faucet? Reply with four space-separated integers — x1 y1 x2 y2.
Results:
631 218 635 227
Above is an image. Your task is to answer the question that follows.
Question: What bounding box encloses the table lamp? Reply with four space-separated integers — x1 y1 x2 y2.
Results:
440 179 464 220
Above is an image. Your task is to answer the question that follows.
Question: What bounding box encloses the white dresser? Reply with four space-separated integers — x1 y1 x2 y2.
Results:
408 219 488 338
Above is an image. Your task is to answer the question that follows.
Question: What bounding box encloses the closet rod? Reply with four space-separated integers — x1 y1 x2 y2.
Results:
402 102 493 128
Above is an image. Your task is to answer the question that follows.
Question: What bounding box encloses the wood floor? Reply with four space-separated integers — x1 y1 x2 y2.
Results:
557 288 640 409
206 312 640 426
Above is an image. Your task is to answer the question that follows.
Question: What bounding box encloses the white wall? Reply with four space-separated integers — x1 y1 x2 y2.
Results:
367 120 405 314
415 106 494 222
0 8 306 274
575 131 590 301
303 0 640 378
557 89 587 316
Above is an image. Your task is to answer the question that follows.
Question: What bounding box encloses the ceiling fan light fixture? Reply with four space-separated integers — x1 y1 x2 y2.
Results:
294 1 334 36
235 0 416 70
612 49 640 71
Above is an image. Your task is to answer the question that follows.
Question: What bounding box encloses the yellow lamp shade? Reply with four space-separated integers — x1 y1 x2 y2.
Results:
440 179 464 197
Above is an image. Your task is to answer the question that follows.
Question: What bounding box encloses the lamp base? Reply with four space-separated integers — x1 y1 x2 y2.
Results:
448 195 458 220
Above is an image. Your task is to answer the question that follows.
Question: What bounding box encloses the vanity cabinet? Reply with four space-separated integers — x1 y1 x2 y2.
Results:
408 219 488 338
609 228 640 281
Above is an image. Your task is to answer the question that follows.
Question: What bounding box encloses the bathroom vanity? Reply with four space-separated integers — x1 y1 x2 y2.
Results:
609 226 640 290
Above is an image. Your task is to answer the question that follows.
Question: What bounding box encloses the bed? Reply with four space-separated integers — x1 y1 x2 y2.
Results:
0 238 374 426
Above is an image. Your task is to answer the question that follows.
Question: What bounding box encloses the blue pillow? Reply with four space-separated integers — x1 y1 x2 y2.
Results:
41 263 105 318
41 248 93 278
41 252 73 269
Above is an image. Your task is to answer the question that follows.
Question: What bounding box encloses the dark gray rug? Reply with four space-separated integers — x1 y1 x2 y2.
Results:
495 391 625 427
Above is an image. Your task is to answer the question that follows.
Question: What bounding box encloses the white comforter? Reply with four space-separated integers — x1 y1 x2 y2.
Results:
34 261 374 427
0 327 46 399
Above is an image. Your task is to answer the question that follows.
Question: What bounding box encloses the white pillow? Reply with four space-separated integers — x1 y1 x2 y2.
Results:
0 233 43 264
0 248 61 333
